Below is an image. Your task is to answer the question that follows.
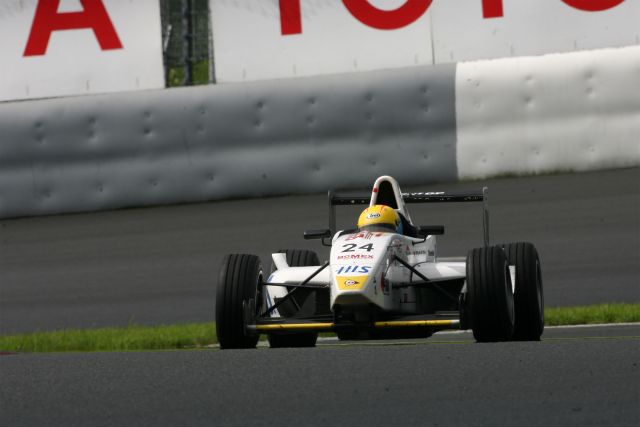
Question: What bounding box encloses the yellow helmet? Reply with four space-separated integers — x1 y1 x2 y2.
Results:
357 205 400 232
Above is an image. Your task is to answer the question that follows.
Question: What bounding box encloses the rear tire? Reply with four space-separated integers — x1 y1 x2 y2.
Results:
466 246 514 342
216 254 262 349
502 242 544 341
268 249 320 348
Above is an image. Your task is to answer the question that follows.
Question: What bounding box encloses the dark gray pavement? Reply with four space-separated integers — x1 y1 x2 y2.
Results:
1 324 638 427
1 168 639 333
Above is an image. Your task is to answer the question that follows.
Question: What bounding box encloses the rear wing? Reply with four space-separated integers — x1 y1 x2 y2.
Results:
328 188 490 247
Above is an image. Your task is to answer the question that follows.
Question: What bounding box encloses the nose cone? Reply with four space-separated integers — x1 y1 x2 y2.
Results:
330 231 397 309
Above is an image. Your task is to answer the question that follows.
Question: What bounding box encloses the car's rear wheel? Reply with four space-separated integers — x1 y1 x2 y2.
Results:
268 249 320 348
216 254 262 349
502 242 544 341
466 246 514 342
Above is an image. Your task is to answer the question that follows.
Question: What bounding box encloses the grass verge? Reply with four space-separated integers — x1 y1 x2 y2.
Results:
544 303 640 326
1 304 638 353
0 322 216 353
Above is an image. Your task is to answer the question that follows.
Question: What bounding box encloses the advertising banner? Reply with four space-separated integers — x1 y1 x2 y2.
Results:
210 0 638 82
431 0 638 63
210 0 434 82
0 0 165 101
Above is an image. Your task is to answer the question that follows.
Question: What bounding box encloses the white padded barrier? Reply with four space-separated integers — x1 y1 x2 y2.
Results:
1 45 638 219
455 46 640 179
0 64 457 219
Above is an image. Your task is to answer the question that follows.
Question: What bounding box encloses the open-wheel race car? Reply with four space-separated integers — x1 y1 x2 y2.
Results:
215 175 544 349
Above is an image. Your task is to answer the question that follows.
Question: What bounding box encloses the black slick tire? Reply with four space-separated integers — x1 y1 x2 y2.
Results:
502 242 544 341
268 249 320 348
466 246 514 342
216 254 262 349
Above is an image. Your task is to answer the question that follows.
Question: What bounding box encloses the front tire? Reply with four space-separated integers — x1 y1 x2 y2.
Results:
466 246 514 342
502 242 544 341
216 254 263 349
268 249 320 348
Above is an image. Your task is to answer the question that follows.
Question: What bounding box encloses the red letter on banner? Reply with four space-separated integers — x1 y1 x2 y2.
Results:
280 0 302 35
24 0 123 56
560 0 625 12
342 0 433 30
482 0 504 18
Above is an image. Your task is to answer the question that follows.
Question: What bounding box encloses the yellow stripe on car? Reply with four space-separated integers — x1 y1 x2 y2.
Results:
254 323 334 331
252 319 460 332
374 319 460 328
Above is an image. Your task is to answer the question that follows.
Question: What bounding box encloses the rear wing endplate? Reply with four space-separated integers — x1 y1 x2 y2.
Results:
328 188 490 247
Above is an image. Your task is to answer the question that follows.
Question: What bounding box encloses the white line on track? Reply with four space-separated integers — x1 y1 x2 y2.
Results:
311 322 640 343
240 323 640 348
540 322 640 329
431 322 640 335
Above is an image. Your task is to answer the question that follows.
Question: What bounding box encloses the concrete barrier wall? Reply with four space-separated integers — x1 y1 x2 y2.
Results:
0 64 457 219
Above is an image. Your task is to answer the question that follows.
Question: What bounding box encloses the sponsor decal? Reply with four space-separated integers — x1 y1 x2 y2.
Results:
406 192 446 196
212 0 632 84
337 254 374 260
24 0 123 56
336 275 368 290
345 231 384 241
279 0 432 34
366 212 381 219
279 0 626 35
335 265 371 275
559 0 626 13
428 250 435 257
1 0 164 101
410 250 427 256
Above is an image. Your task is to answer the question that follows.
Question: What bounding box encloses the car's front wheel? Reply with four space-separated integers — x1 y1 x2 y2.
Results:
215 254 263 349
466 246 514 342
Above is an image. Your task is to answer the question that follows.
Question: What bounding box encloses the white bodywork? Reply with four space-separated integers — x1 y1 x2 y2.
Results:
265 176 470 317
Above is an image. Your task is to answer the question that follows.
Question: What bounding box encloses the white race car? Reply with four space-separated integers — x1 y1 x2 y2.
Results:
216 175 544 348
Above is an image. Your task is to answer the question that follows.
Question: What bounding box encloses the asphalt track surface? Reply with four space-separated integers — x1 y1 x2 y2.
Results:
1 168 639 334
1 324 638 426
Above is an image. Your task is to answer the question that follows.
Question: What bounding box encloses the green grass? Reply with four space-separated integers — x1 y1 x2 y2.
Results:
544 303 640 326
0 322 216 353
1 304 638 353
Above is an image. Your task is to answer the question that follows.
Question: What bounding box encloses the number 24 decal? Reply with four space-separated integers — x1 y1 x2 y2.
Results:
341 243 374 252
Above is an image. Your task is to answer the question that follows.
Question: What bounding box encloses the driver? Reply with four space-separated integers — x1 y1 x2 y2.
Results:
357 205 403 234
